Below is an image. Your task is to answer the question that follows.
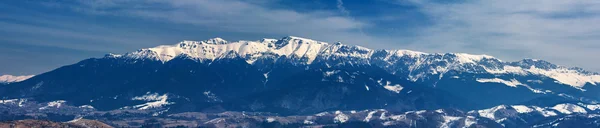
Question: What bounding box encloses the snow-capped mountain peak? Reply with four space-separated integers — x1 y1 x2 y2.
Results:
389 49 429 58
0 75 34 84
113 36 600 90
121 36 331 64
116 36 504 66
259 38 278 43
202 37 228 44
451 53 496 64
276 36 322 46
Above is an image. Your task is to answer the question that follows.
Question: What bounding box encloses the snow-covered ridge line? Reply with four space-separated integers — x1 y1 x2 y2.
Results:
110 36 496 65
308 102 600 127
476 78 524 87
0 75 34 84
470 103 600 122
108 36 600 88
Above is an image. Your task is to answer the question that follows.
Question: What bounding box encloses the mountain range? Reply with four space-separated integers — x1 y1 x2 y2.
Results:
1 36 600 127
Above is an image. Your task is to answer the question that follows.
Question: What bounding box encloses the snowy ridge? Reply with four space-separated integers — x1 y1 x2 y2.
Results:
111 36 600 90
511 105 534 113
552 103 587 114
469 103 600 121
475 105 508 119
527 66 600 88
453 53 496 64
121 36 328 64
484 64 600 89
0 75 34 83
115 36 496 66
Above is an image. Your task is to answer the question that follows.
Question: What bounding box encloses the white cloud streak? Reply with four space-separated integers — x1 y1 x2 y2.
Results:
336 0 350 16
335 0 367 36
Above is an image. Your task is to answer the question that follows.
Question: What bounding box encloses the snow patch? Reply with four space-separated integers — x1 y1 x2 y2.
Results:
0 99 18 104
153 108 169 116
551 103 587 114
511 105 534 113
440 116 462 128
527 66 600 89
315 112 329 116
364 110 378 122
476 78 523 87
263 72 269 79
266 117 276 123
531 106 558 117
477 105 507 119
333 111 349 123
0 75 34 83
67 117 83 123
464 116 477 127
585 104 600 111
484 66 527 75
475 78 546 94
78 105 94 109
391 50 428 58
39 100 66 110
453 53 495 64
303 120 314 124
324 70 340 77
203 91 222 102
527 80 544 84
131 93 173 110
382 81 403 93
204 118 226 124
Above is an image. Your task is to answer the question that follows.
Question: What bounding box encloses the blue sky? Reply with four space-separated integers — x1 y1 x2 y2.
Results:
2 0 600 75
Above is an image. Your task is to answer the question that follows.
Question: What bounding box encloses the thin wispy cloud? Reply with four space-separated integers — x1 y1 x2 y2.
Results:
397 0 600 71
336 0 350 16
335 0 367 36
65 0 379 45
